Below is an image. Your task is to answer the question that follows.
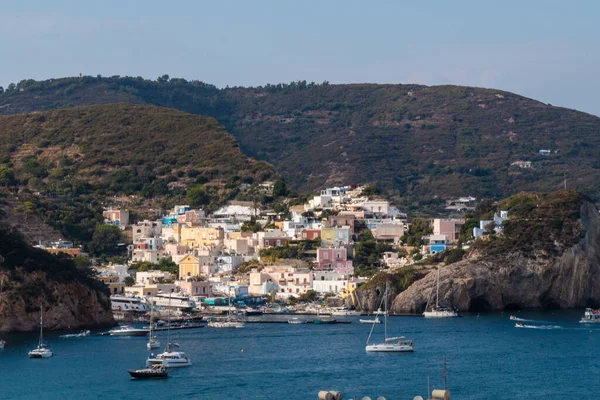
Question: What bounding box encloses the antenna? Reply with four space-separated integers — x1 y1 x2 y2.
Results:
564 172 567 190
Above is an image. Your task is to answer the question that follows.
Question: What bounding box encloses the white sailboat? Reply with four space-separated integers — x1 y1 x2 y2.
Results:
365 281 414 352
423 266 458 318
147 304 160 350
28 305 54 358
208 286 245 329
146 293 191 368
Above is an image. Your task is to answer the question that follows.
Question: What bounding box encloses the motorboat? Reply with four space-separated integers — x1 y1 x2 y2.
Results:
146 343 192 368
129 364 169 379
330 308 361 316
580 308 600 324
148 292 196 312
29 305 54 358
423 266 458 318
313 318 337 324
509 315 518 320
59 330 90 338
374 308 388 316
366 281 415 353
366 336 415 352
359 317 382 324
515 322 525 328
109 325 149 336
288 318 307 324
0 339 5 349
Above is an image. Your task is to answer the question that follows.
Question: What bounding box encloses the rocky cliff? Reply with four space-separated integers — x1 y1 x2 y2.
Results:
0 225 115 332
359 190 600 313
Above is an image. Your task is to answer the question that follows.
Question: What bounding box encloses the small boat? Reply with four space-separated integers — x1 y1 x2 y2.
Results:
146 343 192 368
0 339 5 349
60 330 90 338
423 266 458 318
29 305 54 358
360 317 382 324
288 318 306 324
147 306 160 350
109 325 149 336
373 308 388 316
515 322 525 328
509 315 518 320
313 318 337 324
128 364 169 379
579 308 600 324
208 286 245 329
330 308 361 316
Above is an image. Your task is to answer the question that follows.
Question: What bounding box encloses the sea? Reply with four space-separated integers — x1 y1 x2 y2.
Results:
0 310 598 400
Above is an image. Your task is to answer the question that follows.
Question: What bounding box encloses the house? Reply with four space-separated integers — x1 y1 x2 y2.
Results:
327 214 356 234
180 226 224 249
363 200 389 215
248 265 312 298
312 271 350 294
136 270 172 285
178 254 216 279
98 275 125 295
213 204 259 222
473 211 508 238
216 253 244 274
176 280 214 298
132 220 163 241
131 249 164 263
433 219 464 242
511 161 532 169
382 252 406 269
538 149 551 156
321 227 351 246
314 247 353 275
103 209 130 228
301 229 321 240
374 223 406 243
428 234 448 254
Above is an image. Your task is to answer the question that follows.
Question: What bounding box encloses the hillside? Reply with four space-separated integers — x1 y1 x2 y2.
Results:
0 103 276 241
0 225 114 332
358 190 600 313
1 76 600 208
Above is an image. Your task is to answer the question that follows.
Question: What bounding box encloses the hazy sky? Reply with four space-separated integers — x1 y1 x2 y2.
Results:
3 1 600 115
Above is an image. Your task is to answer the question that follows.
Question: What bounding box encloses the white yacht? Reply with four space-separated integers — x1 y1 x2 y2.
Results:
109 325 149 336
29 305 54 358
360 317 382 324
423 266 458 318
580 308 600 323
110 295 148 312
366 281 414 353
146 343 192 368
148 292 196 311
146 294 191 368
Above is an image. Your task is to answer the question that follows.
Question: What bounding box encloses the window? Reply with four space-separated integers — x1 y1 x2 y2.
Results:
324 252 329 260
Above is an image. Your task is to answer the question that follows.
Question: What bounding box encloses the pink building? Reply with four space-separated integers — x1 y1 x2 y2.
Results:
314 248 353 275
432 219 465 242
163 243 187 256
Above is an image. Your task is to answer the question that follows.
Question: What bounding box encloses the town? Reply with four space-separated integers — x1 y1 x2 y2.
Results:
36 183 507 316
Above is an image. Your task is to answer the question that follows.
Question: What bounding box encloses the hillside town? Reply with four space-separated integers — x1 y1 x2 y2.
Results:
32 184 506 314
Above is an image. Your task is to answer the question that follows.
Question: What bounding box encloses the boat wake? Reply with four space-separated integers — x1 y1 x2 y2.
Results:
515 324 563 330
60 330 90 338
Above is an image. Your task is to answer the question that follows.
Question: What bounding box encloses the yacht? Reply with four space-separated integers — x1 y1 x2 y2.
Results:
366 281 414 353
109 325 149 336
330 307 361 316
146 293 191 368
423 266 458 318
147 305 160 350
110 295 148 312
146 343 192 368
359 317 382 324
28 305 54 358
148 292 196 312
580 308 600 324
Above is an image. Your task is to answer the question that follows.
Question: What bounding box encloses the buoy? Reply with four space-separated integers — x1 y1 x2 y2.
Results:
241 349 244 352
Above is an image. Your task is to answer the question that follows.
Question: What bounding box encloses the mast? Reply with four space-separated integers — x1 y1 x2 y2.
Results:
39 304 43 347
384 280 388 340
443 356 447 390
166 292 171 349
436 266 440 308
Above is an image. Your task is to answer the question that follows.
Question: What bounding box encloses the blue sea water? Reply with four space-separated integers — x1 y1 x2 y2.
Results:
1 310 598 400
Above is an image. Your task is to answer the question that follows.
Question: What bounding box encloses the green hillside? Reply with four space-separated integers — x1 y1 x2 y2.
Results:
1 76 600 208
0 103 275 241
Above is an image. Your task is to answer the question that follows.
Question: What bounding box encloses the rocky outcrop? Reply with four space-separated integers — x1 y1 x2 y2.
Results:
0 270 115 332
389 200 600 313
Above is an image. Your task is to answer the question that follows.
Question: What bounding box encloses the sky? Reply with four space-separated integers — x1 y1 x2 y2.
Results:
2 0 600 115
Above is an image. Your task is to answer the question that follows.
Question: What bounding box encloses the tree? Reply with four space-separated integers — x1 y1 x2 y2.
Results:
186 185 209 207
272 179 288 197
361 184 379 197
298 290 318 302
88 225 123 256
157 74 170 83
124 275 135 286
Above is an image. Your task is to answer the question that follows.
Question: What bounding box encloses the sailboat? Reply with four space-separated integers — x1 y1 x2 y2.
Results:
365 281 414 352
423 266 458 318
28 305 54 358
208 286 245 329
146 293 191 367
147 303 160 350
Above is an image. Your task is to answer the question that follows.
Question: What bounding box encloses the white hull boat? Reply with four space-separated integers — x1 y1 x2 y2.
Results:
360 318 382 324
423 266 458 318
0 339 5 349
146 350 191 368
365 281 415 353
29 305 54 358
109 325 149 336
147 336 161 349
288 318 306 324
580 308 600 323
208 320 245 329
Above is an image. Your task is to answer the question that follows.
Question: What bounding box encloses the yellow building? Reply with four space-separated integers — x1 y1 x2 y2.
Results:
178 254 202 279
321 228 335 242
180 226 224 249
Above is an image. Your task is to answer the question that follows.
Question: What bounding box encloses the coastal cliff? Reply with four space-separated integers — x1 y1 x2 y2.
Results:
0 226 115 332
358 190 600 313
